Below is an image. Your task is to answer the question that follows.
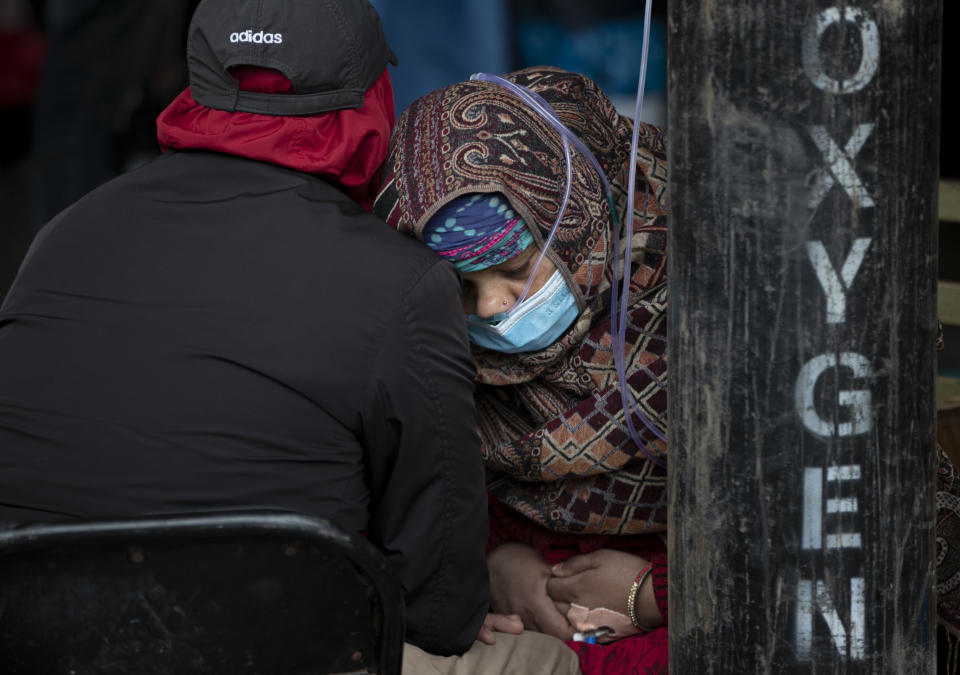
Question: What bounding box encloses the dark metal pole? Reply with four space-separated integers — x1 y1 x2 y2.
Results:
667 2 941 672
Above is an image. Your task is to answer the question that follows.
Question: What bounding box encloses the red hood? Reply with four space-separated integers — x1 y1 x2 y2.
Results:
156 66 395 211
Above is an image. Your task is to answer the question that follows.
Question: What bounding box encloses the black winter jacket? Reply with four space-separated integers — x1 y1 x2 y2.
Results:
0 151 489 655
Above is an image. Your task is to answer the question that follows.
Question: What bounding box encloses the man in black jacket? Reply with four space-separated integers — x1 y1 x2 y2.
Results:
0 0 503 662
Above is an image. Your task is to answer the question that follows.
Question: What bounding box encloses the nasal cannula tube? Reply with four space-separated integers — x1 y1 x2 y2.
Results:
609 0 669 462
470 0 667 466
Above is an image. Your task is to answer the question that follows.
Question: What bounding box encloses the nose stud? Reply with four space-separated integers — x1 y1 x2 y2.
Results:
502 299 508 305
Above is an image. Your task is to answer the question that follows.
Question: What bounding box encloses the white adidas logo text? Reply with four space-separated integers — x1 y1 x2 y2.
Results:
230 29 283 44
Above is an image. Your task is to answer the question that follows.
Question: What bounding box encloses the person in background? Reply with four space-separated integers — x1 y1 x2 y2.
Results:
0 1 582 669
375 66 669 674
29 0 199 227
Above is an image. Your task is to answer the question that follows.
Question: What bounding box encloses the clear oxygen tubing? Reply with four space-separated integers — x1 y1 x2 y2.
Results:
470 45 667 467
468 72 609 308
608 0 669 467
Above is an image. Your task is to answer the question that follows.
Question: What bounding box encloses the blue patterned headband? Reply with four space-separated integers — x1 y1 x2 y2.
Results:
423 193 534 272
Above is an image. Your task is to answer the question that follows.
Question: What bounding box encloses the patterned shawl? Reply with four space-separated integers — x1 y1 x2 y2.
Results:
374 67 668 535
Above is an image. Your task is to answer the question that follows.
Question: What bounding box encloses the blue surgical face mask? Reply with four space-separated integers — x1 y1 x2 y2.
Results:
466 269 579 353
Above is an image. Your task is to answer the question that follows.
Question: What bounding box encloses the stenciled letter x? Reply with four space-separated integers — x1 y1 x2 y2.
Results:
807 124 875 209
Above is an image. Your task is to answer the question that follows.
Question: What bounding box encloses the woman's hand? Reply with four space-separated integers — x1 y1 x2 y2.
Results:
476 612 524 645
487 542 575 640
547 549 664 629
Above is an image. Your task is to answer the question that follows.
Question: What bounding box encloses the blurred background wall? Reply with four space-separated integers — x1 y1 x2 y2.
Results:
0 0 670 301
0 0 954 389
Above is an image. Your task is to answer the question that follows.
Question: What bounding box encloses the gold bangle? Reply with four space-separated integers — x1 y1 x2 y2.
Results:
627 562 655 629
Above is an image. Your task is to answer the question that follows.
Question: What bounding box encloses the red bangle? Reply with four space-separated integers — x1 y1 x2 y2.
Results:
626 561 655 629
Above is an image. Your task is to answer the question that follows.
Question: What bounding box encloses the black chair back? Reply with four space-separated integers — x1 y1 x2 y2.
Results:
0 511 404 674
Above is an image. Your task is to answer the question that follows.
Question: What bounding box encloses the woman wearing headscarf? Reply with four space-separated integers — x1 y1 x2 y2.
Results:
375 66 670 674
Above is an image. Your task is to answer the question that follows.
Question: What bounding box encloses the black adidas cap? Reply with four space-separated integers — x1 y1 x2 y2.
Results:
187 0 398 116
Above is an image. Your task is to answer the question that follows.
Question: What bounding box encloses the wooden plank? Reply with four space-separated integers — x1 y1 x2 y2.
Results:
942 180 960 223
669 1 939 671
939 375 960 409
941 280 960 327
939 400 960 472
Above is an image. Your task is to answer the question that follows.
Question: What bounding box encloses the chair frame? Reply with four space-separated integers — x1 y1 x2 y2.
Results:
0 510 405 675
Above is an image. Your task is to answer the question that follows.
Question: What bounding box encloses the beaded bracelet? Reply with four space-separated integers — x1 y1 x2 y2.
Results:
626 561 655 629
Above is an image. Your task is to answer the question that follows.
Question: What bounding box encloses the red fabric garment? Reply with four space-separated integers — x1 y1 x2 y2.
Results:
488 496 667 568
156 66 395 211
649 553 668 625
567 626 669 675
0 30 46 107
488 497 669 674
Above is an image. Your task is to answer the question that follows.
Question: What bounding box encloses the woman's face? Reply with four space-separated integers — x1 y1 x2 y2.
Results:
460 245 557 318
